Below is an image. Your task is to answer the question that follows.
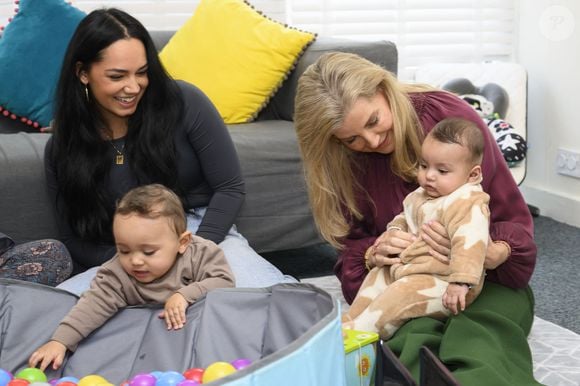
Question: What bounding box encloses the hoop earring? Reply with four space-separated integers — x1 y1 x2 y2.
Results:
84 85 89 101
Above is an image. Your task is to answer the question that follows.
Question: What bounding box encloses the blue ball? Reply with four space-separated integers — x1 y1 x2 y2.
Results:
156 371 185 386
0 369 12 386
56 376 79 385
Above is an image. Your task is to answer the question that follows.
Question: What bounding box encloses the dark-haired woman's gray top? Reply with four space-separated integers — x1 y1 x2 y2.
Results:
45 81 245 269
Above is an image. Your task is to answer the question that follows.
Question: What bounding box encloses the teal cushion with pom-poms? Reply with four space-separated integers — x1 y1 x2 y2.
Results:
0 0 85 129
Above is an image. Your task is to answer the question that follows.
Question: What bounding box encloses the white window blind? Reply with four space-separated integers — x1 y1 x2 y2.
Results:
1 0 516 80
0 1 286 31
286 0 517 80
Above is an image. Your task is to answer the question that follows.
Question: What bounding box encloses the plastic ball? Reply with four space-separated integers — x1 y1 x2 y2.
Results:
55 377 79 386
181 369 203 383
56 377 79 386
55 382 76 386
176 381 199 386
202 362 236 383
156 371 184 386
129 373 156 386
231 358 252 370
0 370 13 386
29 383 51 386
15 369 46 384
77 375 110 386
56 376 79 386
7 380 29 386
148 372 163 380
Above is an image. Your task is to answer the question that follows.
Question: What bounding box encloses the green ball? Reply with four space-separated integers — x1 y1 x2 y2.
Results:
15 368 47 383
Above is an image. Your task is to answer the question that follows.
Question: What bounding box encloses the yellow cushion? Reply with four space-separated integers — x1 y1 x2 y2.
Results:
159 0 316 124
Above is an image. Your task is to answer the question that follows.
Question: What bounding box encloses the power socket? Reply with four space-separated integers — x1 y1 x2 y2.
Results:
556 148 580 179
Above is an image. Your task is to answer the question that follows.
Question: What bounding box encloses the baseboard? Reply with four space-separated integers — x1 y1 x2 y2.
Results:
520 185 580 228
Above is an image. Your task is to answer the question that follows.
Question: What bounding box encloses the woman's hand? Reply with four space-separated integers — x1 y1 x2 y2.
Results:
484 238 510 269
368 228 414 268
421 221 451 264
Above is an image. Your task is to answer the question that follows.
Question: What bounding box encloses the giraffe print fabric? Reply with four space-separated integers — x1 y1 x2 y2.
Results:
343 182 490 339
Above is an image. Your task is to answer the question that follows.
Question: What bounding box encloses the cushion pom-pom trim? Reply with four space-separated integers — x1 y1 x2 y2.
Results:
0 105 41 128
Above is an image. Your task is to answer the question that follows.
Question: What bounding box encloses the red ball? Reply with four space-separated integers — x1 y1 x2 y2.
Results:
8 379 29 386
182 368 204 383
56 382 77 386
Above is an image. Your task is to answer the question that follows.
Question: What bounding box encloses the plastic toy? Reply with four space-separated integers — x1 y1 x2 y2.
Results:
0 369 13 386
155 372 184 386
77 375 111 386
181 369 203 384
230 358 252 370
148 372 163 380
7 380 28 386
15 369 46 384
129 373 156 386
201 362 236 383
55 382 76 386
55 377 79 386
175 381 198 386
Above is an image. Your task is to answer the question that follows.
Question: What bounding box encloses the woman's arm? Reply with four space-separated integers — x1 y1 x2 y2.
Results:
44 137 115 268
335 226 378 304
177 82 245 244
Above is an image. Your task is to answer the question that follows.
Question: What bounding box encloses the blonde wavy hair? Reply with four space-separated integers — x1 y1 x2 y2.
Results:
294 52 434 248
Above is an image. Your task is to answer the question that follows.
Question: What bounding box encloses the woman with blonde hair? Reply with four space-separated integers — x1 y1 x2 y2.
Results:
294 52 540 385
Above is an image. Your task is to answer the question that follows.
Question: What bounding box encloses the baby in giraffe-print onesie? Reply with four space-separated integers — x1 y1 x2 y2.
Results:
343 117 490 340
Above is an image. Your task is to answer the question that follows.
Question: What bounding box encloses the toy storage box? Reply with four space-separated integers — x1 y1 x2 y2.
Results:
343 329 379 386
0 280 346 386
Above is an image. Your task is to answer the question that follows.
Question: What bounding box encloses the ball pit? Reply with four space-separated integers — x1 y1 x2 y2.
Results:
2 360 251 386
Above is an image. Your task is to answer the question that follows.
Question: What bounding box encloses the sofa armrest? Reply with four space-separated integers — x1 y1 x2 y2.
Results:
0 133 58 244
257 37 398 121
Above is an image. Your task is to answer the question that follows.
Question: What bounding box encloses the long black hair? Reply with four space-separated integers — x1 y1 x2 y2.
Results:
50 8 183 241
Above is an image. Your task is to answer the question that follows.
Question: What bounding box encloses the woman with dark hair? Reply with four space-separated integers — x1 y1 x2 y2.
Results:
47 8 293 294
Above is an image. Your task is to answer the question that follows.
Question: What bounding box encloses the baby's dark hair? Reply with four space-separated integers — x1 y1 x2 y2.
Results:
115 184 186 235
429 117 485 164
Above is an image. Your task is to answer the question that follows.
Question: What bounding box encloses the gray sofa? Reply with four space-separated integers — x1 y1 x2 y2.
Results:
0 31 397 255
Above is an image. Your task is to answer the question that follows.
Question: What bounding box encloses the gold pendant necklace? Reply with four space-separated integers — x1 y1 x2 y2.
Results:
105 135 125 165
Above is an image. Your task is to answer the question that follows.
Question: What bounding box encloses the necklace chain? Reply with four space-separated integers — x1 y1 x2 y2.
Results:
104 133 125 165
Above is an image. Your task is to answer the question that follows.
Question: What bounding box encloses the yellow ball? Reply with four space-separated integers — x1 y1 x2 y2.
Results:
202 361 237 383
77 375 112 386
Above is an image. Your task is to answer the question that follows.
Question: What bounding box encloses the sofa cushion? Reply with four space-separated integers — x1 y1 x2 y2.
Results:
0 0 85 129
159 0 315 124
0 133 58 244
258 37 399 122
227 120 322 252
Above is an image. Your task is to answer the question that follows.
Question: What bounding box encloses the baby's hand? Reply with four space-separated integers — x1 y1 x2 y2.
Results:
159 293 188 330
442 283 469 315
28 341 67 371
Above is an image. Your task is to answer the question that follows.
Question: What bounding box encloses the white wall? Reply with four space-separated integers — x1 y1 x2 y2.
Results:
517 1 580 227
